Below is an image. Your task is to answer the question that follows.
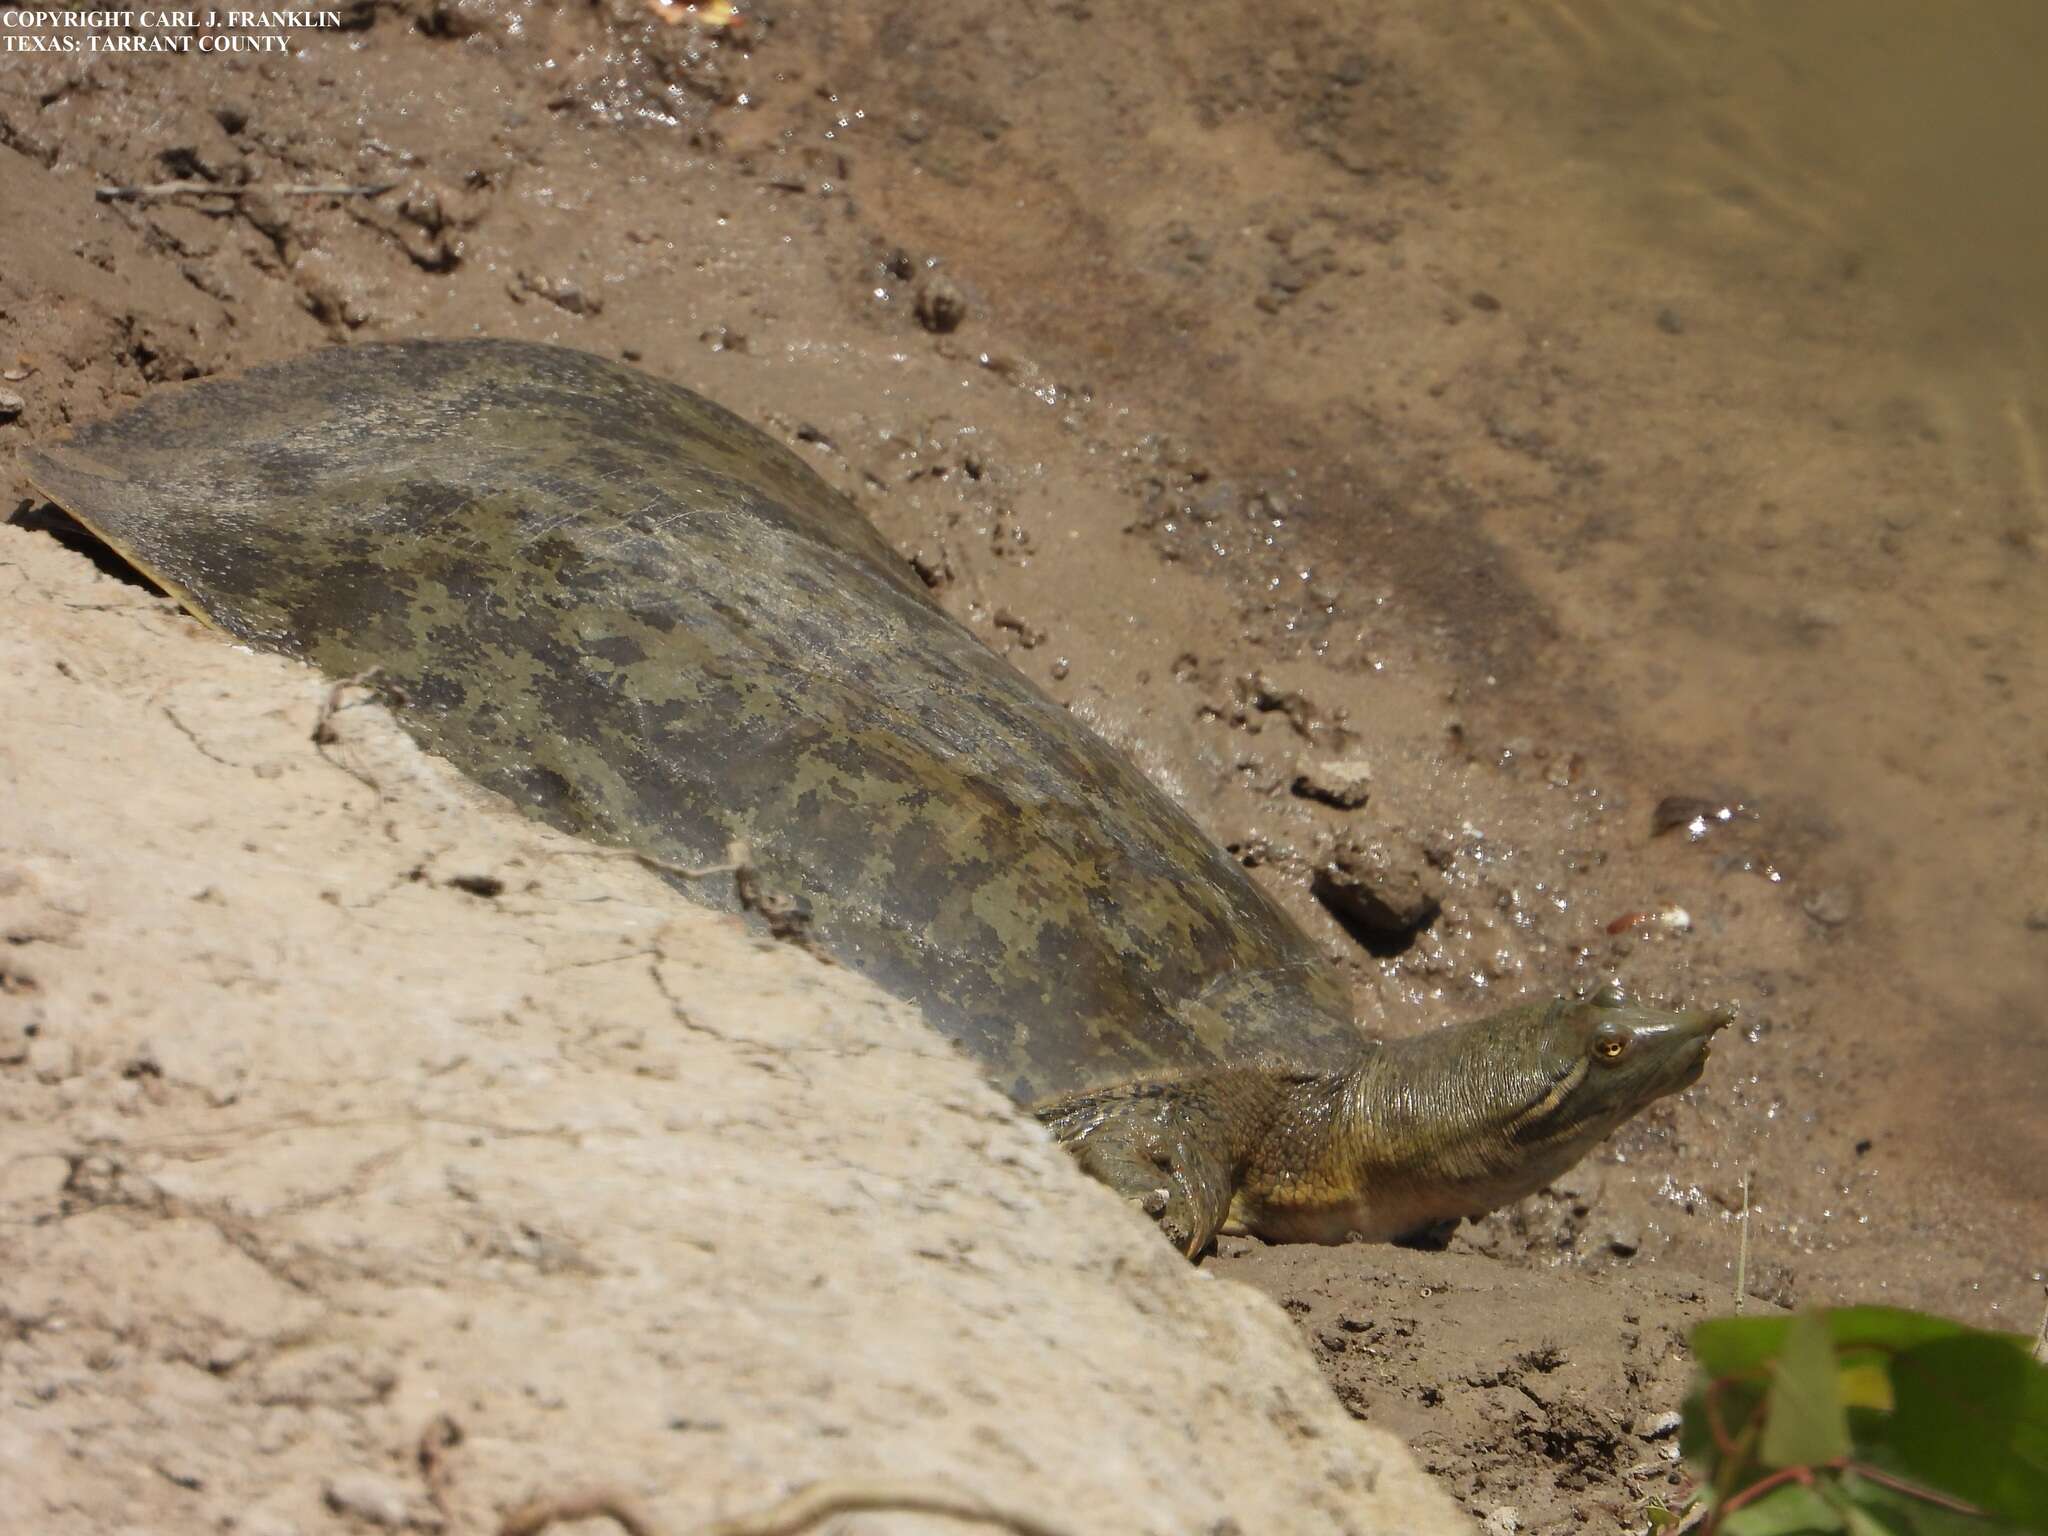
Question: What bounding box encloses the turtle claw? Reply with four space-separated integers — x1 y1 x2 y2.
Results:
1039 1089 1235 1259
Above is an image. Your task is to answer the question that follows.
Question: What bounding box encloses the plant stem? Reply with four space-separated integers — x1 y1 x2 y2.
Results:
1734 1169 1751 1313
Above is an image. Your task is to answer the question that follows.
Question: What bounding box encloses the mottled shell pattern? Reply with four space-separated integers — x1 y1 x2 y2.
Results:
25 340 1371 1102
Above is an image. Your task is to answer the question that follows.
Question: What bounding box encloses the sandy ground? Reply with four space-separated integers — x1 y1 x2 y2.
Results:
2 1 2042 1531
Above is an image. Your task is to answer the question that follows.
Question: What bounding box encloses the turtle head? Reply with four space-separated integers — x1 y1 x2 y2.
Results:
1490 982 1730 1161
1327 981 1732 1235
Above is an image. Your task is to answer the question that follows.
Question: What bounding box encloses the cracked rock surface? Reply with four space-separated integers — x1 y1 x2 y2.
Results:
0 529 1464 1534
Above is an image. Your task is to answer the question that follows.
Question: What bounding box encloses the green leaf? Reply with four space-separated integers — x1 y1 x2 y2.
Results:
1839 1471 2027 1536
1683 1375 1769 1491
1833 1498 1903 1536
1686 1309 1995 1400
1884 1334 2048 1529
1645 1496 1691 1532
1693 1315 1794 1376
1837 1359 1894 1413
1819 1308 1981 1354
1683 1306 2048 1535
1761 1312 1852 1468
1719 1479 1842 1536
1688 1314 1792 1491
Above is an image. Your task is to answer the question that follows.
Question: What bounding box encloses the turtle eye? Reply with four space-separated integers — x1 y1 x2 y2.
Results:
1592 1023 1632 1063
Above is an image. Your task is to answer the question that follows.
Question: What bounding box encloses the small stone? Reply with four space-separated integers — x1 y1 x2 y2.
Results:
1802 886 1854 927
517 272 601 316
1291 756 1372 810
1651 794 1749 839
2024 908 2048 933
1483 1506 1521 1536
1604 1222 1641 1257
992 608 1046 649
1656 307 1685 335
0 387 24 423
1469 290 1502 313
1634 1408 1683 1440
913 272 967 334
324 1472 410 1528
1311 838 1441 945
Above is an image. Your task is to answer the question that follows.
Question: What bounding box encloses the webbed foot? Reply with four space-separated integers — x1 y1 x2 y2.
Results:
1036 1087 1236 1259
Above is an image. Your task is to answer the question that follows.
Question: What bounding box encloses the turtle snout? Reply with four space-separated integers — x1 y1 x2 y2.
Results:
1671 1006 1733 1085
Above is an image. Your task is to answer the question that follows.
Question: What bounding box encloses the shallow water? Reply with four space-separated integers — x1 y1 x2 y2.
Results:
795 0 2048 1301
1417 0 2048 1238
1484 0 2048 458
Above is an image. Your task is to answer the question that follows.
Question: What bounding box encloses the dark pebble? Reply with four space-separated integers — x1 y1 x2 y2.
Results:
914 273 967 334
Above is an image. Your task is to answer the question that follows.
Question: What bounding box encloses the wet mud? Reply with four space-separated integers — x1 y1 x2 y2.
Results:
2 1 2041 1529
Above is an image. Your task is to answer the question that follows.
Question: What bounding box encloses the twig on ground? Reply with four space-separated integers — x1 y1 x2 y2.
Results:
311 667 399 798
552 840 827 956
551 839 752 884
1734 1169 1752 1313
650 840 755 884
731 859 823 957
500 1477 1075 1536
312 667 388 746
502 1487 662 1536
95 179 399 203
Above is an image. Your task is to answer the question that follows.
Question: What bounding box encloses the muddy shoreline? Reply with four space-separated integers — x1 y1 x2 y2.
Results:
3 2 2041 1529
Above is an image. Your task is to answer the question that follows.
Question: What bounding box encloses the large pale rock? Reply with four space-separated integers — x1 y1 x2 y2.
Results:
0 527 1464 1535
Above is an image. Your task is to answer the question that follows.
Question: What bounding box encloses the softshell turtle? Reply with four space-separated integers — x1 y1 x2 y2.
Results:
22 339 1725 1256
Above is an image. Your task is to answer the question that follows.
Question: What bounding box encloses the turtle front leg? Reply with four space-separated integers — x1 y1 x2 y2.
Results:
1036 1084 1241 1259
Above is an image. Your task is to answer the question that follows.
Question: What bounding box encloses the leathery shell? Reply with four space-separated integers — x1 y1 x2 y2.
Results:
24 339 1368 1101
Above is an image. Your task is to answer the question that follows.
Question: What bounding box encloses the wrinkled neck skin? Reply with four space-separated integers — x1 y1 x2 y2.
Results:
1233 1004 1665 1246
